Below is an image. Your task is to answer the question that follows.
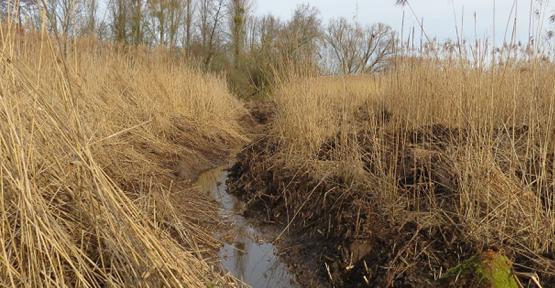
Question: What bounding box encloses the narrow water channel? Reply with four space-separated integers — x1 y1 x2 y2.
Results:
195 167 297 288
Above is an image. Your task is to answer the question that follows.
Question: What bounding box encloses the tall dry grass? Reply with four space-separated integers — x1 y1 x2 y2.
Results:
0 26 246 287
271 57 555 278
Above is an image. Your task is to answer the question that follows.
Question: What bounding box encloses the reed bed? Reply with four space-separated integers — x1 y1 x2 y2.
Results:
262 58 555 285
0 26 246 287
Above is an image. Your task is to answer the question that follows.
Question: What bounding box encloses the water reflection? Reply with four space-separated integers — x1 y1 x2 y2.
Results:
196 167 297 288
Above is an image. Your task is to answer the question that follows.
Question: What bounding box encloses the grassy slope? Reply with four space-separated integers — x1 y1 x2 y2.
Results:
0 29 246 287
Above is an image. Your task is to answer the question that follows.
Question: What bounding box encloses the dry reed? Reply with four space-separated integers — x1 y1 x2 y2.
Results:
0 25 246 287
270 57 555 282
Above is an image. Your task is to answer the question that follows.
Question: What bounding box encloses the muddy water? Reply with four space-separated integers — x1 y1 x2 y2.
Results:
195 167 297 288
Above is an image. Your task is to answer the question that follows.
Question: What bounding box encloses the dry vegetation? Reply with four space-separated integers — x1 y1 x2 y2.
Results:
0 26 247 287
229 58 555 286
3 1 555 286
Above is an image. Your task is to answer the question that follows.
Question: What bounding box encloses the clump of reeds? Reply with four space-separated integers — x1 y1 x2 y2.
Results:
0 24 246 287
269 53 555 283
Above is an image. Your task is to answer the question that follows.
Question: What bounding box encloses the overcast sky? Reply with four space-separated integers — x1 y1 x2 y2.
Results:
254 0 555 44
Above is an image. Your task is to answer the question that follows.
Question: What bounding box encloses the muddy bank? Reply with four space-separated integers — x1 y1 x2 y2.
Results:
227 137 418 287
226 125 555 287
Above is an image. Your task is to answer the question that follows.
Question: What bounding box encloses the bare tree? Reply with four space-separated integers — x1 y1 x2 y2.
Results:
111 0 145 45
130 0 146 44
258 15 280 50
277 4 322 65
1 0 37 26
198 0 225 67
228 0 250 67
183 0 194 49
58 0 80 36
166 0 184 47
325 18 394 74
110 0 127 43
146 0 184 46
148 0 168 44
80 0 97 35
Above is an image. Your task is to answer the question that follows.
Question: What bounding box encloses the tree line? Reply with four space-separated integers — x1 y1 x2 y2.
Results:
1 0 396 96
